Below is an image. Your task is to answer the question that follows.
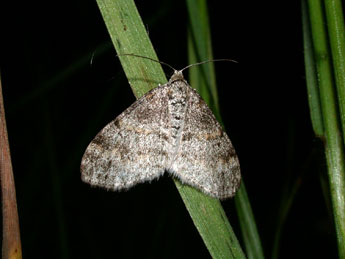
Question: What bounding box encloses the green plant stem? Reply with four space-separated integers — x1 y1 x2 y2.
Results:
176 183 246 259
324 0 345 144
302 0 324 137
186 0 219 118
96 0 246 258
235 184 265 259
308 1 345 257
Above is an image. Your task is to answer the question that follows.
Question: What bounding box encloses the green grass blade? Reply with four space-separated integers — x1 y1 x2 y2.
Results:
96 0 246 258
235 184 265 259
307 1 345 257
186 0 220 119
302 0 324 137
96 0 166 98
186 2 263 258
175 182 245 259
324 0 345 144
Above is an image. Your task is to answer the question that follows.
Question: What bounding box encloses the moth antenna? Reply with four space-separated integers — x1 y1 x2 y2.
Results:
180 59 238 73
116 53 177 72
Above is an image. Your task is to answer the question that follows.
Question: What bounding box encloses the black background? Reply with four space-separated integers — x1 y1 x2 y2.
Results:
0 0 338 258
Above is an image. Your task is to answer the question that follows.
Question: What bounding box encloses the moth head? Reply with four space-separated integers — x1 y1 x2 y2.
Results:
169 70 185 83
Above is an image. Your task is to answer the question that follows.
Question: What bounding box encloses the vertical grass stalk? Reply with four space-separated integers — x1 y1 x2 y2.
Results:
305 1 345 257
324 0 345 143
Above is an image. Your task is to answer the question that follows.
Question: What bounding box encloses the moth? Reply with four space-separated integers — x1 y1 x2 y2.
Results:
81 55 241 199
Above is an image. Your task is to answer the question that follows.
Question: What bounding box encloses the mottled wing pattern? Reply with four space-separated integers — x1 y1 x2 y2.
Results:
81 84 172 191
170 86 241 199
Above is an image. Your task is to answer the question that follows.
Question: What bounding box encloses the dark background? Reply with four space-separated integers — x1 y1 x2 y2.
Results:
0 0 338 258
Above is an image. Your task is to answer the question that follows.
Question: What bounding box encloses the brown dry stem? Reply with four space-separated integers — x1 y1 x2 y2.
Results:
0 78 22 259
